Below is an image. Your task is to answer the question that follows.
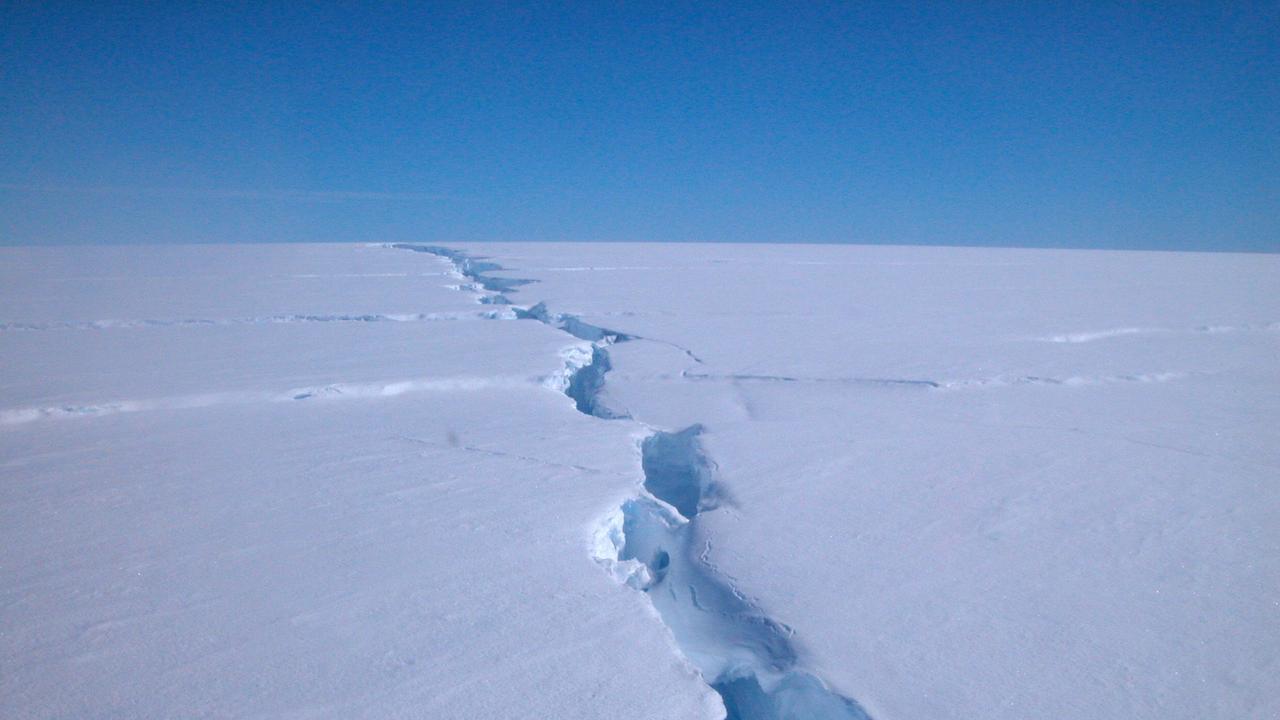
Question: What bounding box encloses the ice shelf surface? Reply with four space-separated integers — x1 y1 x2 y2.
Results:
1 241 1277 719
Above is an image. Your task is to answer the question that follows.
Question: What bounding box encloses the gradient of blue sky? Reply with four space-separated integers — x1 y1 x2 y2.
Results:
2 2 1276 250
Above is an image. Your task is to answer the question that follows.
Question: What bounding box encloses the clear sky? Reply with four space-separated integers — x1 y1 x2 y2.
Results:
2 2 1277 250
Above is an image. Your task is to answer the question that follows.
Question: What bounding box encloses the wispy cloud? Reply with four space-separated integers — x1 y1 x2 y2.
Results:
0 184 460 202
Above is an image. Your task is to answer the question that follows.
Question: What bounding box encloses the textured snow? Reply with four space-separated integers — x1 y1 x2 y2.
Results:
2 242 1277 719
0 244 717 719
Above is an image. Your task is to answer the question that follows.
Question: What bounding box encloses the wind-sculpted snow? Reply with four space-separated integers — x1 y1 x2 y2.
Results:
4 242 1274 719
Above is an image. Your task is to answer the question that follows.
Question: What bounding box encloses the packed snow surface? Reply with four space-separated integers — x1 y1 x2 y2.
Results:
1 242 1277 719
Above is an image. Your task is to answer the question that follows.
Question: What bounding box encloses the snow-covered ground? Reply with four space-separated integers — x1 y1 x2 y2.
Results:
2 242 1277 719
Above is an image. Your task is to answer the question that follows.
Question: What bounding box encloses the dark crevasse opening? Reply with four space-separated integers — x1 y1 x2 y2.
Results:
564 345 629 419
603 427 873 720
395 244 632 422
515 302 633 344
714 673 871 720
640 425 718 519
397 243 870 719
392 244 536 294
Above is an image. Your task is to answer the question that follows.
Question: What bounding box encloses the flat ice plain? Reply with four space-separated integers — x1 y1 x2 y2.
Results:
1 242 1277 719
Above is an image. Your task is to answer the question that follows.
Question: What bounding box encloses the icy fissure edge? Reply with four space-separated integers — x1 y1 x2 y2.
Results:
393 244 870 720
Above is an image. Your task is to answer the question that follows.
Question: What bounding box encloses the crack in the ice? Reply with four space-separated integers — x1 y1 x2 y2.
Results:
684 372 937 388
395 244 869 719
937 371 1194 390
0 312 499 332
513 302 634 344
393 435 618 476
392 244 537 295
391 244 637 419
564 344 631 419
1038 321 1279 343
595 427 871 720
677 370 1190 393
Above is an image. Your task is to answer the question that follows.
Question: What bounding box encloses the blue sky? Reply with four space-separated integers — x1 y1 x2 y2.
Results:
2 2 1276 250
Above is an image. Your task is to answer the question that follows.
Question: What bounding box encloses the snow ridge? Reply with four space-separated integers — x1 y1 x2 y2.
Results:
0 376 529 425
1038 321 1279 344
394 244 869 720
0 312 498 332
684 371 938 389
938 370 1192 390
685 370 1191 393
